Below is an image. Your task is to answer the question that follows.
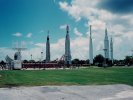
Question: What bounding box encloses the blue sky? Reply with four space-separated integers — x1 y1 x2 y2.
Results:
0 0 73 46
0 0 133 61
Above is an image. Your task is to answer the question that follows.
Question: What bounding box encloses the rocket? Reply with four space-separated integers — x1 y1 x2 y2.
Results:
46 31 50 63
65 25 71 64
110 36 113 63
104 28 109 59
89 25 93 64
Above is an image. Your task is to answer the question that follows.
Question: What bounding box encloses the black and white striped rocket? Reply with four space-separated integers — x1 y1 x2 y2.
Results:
46 31 50 62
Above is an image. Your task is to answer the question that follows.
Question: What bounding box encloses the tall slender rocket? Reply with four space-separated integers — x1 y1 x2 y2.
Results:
110 36 113 63
46 31 50 62
65 25 71 64
104 28 109 59
89 25 93 64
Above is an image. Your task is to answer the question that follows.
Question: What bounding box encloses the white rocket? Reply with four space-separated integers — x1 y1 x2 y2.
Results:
110 36 113 63
89 25 93 64
104 28 109 59
65 25 71 64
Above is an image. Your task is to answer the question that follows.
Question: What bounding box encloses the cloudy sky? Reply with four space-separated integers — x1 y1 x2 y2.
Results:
0 0 133 61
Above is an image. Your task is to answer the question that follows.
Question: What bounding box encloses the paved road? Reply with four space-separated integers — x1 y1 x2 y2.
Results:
0 84 133 100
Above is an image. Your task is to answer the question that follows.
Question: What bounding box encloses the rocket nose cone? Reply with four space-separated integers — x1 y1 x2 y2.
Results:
66 25 69 32
47 36 49 40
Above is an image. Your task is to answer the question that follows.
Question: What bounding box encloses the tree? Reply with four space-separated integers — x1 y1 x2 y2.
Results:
0 60 6 65
85 59 89 64
94 54 104 65
0 60 6 69
72 59 80 64
79 60 86 65
29 60 35 63
124 56 133 66
23 60 29 63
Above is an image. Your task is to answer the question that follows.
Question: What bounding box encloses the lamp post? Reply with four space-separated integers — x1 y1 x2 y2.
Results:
41 52 43 62
31 54 32 60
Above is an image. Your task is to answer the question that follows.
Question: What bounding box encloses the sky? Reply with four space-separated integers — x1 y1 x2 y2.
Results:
0 0 133 61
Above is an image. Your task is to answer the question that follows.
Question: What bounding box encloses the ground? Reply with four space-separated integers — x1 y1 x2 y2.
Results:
0 67 133 87
0 67 133 100
0 84 133 100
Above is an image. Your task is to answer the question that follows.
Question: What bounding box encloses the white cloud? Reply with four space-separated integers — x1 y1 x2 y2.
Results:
35 43 44 47
96 41 103 51
12 32 22 37
51 36 89 60
51 38 65 60
0 46 45 61
71 37 89 59
26 33 32 38
74 27 83 36
0 35 89 61
22 47 44 61
59 0 133 59
0 47 15 61
88 20 106 30
59 24 67 30
123 31 133 41
59 1 81 21
98 10 116 21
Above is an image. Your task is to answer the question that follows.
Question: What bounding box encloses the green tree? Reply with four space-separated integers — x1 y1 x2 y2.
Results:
72 59 80 64
94 54 104 65
124 56 133 66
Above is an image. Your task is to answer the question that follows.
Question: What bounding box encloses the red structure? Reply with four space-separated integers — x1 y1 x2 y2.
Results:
22 63 62 69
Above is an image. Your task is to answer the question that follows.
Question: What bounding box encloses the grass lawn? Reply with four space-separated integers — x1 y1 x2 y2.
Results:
0 67 133 87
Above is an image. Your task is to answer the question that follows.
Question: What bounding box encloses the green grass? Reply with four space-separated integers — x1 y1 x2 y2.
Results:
0 67 133 87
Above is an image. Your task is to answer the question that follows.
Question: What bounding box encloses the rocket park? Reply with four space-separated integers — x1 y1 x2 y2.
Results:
3 25 115 70
0 1 133 100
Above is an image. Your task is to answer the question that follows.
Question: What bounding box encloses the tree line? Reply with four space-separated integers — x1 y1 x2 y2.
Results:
0 54 133 68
